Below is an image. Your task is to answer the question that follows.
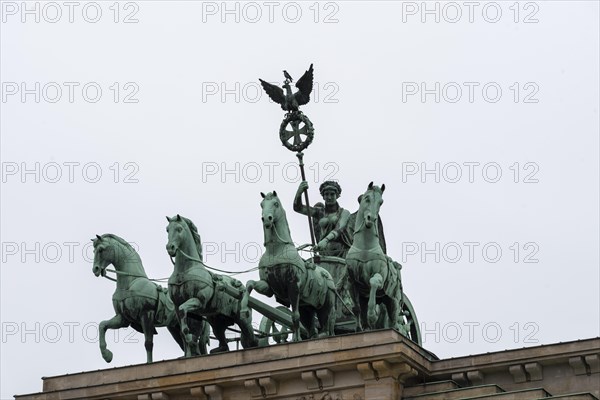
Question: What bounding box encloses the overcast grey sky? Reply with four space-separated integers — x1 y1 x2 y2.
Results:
1 1 599 398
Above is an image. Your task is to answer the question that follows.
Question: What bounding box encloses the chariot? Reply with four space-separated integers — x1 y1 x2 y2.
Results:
237 251 422 347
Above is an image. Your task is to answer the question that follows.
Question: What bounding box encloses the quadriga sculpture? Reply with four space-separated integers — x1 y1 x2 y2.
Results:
91 234 208 363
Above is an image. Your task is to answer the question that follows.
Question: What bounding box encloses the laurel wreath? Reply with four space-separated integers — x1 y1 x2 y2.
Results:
279 112 315 152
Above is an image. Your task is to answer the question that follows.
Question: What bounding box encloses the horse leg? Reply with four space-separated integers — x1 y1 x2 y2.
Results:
368 273 384 329
246 279 273 298
383 296 399 331
187 316 208 356
244 279 273 318
299 306 316 339
327 289 337 336
347 266 364 332
199 319 210 355
209 317 229 353
167 324 185 353
317 289 336 338
99 314 128 363
389 290 410 336
165 298 186 354
178 298 203 357
288 281 301 342
236 314 258 349
140 311 156 363
240 280 254 320
358 295 370 331
235 295 258 349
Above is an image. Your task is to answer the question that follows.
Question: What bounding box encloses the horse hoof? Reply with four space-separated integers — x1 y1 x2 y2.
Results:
244 339 259 349
187 341 201 356
102 350 113 363
210 345 229 354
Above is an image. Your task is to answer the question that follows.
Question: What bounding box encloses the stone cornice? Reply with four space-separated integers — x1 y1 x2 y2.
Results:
15 332 600 400
430 338 600 376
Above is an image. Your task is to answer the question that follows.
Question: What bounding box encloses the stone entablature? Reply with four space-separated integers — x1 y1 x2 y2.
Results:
15 331 599 400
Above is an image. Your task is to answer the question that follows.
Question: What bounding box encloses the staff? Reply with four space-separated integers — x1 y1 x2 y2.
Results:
259 63 317 252
296 151 317 249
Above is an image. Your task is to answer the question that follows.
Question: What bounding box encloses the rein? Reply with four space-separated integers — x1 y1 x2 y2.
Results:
264 220 293 246
97 238 169 283
353 215 366 235
169 247 259 276
103 268 169 283
353 211 380 237
354 189 383 236
351 202 384 257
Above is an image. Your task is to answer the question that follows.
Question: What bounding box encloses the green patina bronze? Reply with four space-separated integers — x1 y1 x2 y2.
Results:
345 183 409 335
260 64 315 152
88 64 421 360
294 180 352 255
92 234 209 363
294 180 355 322
252 64 420 343
244 192 337 342
260 65 319 248
166 214 258 354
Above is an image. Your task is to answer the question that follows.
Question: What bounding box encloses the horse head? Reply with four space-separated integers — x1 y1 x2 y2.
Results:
92 234 113 277
92 234 141 277
166 214 202 261
165 214 186 257
360 182 385 230
260 191 282 230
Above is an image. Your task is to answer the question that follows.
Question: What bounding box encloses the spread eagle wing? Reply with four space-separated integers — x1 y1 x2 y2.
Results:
294 64 314 106
259 79 285 105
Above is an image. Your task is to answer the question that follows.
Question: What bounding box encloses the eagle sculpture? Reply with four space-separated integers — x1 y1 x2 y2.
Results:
260 64 314 112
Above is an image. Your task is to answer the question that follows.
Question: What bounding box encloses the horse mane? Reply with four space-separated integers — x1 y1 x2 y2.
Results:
263 192 294 242
100 233 142 264
180 216 203 261
351 185 386 245
101 233 137 253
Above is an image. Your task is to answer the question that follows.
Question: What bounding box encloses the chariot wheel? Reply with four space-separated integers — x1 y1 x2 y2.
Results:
371 293 422 346
400 294 422 346
258 306 293 346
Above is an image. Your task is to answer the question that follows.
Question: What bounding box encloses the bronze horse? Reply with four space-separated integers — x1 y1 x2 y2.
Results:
166 214 258 354
346 183 407 333
245 192 336 341
92 233 208 363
